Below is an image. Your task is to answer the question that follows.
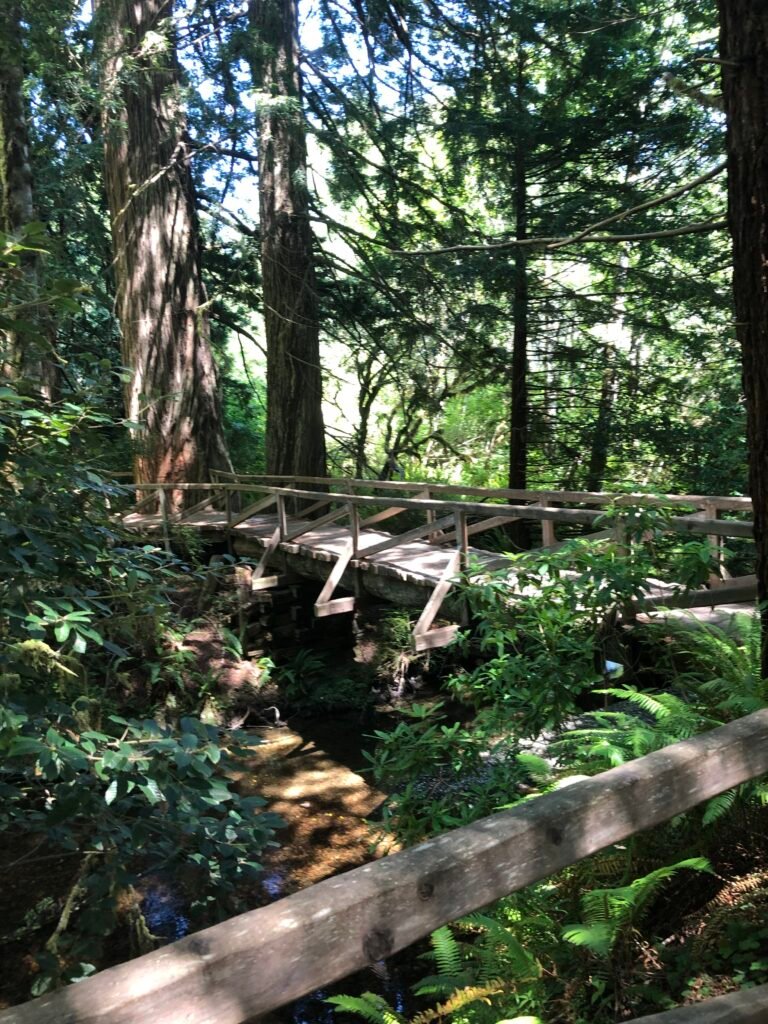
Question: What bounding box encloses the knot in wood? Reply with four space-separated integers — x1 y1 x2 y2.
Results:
418 879 435 900
546 825 563 846
363 927 394 963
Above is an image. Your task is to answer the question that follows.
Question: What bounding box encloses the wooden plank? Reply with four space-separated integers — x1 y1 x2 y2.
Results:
250 526 282 583
413 549 462 647
285 504 349 542
625 983 768 1023
136 484 750 533
250 573 298 592
276 494 287 539
358 505 407 528
439 514 514 544
413 624 459 652
640 576 757 610
358 514 455 559
6 712 768 1024
315 596 356 617
228 493 276 529
295 496 334 518
313 539 355 616
178 493 216 521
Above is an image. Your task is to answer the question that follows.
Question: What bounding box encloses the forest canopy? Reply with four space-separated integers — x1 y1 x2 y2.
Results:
0 0 744 498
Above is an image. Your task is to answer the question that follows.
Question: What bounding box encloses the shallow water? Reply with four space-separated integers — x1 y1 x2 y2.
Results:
139 715 411 1022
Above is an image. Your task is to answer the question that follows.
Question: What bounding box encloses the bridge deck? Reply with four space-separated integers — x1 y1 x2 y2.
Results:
123 509 504 588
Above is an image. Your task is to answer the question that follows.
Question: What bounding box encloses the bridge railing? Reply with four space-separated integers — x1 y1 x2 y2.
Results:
3 710 768 1024
123 479 756 649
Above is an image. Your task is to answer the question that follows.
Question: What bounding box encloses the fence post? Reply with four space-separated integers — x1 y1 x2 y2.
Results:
537 500 556 547
225 489 233 554
158 488 171 554
349 502 359 557
277 494 287 540
704 499 726 585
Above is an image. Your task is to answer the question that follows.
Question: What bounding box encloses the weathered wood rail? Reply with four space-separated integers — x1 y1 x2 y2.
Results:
123 475 756 649
3 711 768 1024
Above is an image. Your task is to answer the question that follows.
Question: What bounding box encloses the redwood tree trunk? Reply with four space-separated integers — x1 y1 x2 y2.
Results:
0 4 57 397
96 0 231 498
719 1 768 674
249 0 327 479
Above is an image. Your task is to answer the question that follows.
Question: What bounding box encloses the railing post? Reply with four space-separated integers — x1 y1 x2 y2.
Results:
455 510 468 570
349 502 359 557
225 489 233 554
537 500 556 547
704 499 725 585
158 487 171 554
277 494 287 540
424 488 438 542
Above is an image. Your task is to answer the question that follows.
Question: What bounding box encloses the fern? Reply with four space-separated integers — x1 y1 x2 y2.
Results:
458 913 541 985
326 992 405 1024
515 752 552 785
409 982 504 1024
428 925 463 980
702 787 739 825
563 857 711 957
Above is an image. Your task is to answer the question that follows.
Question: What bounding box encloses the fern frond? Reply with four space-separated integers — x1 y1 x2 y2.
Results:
326 992 405 1024
567 858 711 958
459 912 540 982
409 981 504 1024
428 925 463 980
702 788 738 825
515 751 552 783
562 922 614 957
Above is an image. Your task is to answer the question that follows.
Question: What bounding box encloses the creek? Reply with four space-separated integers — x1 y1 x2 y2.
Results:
139 711 414 1022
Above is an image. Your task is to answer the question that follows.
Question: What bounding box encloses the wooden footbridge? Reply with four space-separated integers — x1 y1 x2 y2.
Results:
123 473 756 650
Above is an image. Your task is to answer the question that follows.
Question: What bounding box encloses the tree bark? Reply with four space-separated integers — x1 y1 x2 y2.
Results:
96 0 232 499
0 4 57 397
249 0 327 479
585 345 617 493
506 47 530 549
718 1 768 675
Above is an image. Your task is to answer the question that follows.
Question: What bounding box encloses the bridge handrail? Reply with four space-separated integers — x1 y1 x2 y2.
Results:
208 471 753 513
3 711 768 1024
125 481 754 539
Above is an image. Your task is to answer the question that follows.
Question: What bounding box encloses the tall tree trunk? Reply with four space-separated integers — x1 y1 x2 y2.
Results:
249 0 327 479
96 0 231 499
585 345 617 493
507 135 530 549
506 44 530 550
718 1 768 675
508 145 528 495
0 4 57 397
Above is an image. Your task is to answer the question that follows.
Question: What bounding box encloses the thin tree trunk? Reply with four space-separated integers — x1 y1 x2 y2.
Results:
718 1 768 675
0 4 57 397
585 345 617 493
249 0 327 479
508 151 528 495
96 0 231 502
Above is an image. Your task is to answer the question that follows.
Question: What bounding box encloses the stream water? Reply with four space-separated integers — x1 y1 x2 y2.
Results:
140 713 412 1022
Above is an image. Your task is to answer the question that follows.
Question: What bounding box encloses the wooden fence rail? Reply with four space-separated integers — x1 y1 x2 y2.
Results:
4 711 768 1024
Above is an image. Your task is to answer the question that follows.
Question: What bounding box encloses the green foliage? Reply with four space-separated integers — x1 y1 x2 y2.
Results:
273 648 370 713
0 693 282 992
330 918 542 1024
563 858 711 958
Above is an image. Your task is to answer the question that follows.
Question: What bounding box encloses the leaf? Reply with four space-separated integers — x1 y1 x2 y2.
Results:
104 780 119 805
